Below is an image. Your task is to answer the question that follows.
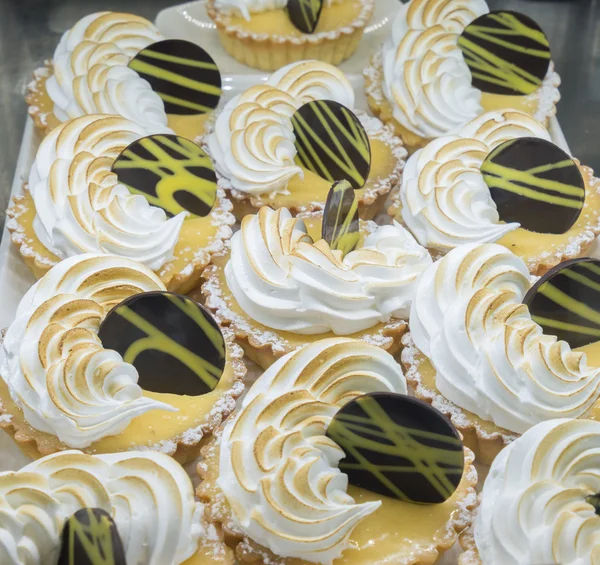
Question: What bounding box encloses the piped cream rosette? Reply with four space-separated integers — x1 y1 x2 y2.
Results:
460 418 600 565
0 450 204 565
207 60 407 220
364 0 561 152
26 12 169 133
201 206 432 368
0 254 244 458
7 114 234 292
391 110 600 275
403 243 600 463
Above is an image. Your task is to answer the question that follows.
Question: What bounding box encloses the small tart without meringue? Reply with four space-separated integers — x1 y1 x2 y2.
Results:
26 11 219 139
199 207 431 369
206 60 407 221
458 419 600 565
206 0 374 71
196 338 478 565
387 110 600 276
364 0 561 153
0 254 245 463
7 114 234 294
402 244 600 466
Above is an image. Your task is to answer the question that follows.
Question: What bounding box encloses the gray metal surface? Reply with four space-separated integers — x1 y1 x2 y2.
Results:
0 0 599 234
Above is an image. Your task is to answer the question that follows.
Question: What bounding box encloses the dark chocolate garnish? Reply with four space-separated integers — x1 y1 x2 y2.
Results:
129 39 222 115
111 134 217 218
58 508 125 565
458 10 551 95
326 392 465 503
523 258 600 348
98 291 226 396
481 137 584 234
587 494 600 516
322 180 359 256
291 100 371 190
286 0 324 34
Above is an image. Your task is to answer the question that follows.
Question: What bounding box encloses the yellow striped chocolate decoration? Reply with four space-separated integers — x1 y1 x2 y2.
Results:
327 393 465 503
99 291 226 396
58 508 125 565
458 11 551 96
286 0 323 34
322 180 359 256
111 134 217 218
481 137 584 234
292 100 371 190
523 258 600 349
129 39 222 115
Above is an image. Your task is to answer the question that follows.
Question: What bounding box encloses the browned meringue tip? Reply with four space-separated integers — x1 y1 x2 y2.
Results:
196 429 479 565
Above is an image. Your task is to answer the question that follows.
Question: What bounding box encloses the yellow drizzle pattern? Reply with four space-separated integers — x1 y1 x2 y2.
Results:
322 180 359 256
117 294 224 390
292 100 371 189
327 395 464 503
62 509 122 565
458 11 550 95
112 134 216 218
481 140 584 209
286 0 323 33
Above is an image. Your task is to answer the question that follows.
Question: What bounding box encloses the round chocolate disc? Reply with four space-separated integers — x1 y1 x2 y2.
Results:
286 0 324 34
322 180 359 256
98 291 226 396
523 258 600 349
128 39 222 115
291 100 371 190
111 134 217 218
326 392 465 504
58 508 125 565
458 11 551 95
481 137 585 234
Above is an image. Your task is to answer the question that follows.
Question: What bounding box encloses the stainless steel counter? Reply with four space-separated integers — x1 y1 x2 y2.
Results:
1 0 599 234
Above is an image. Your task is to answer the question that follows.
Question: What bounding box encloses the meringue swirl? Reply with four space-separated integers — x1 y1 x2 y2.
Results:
213 0 286 20
476 419 600 565
400 110 552 251
410 244 600 434
0 254 174 448
218 338 408 564
208 60 355 195
46 12 170 132
0 450 201 565
225 207 432 335
29 114 184 270
381 0 488 139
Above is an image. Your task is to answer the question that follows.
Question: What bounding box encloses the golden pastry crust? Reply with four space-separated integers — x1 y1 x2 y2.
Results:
387 163 600 277
0 327 247 464
7 184 236 295
197 430 478 565
206 0 374 71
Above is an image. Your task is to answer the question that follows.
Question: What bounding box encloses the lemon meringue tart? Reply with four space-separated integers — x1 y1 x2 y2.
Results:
459 418 600 565
200 189 432 369
402 243 600 465
206 60 407 221
26 11 223 139
0 254 245 462
364 0 561 153
197 338 477 565
206 0 374 71
7 114 235 294
0 450 233 565
389 110 600 276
